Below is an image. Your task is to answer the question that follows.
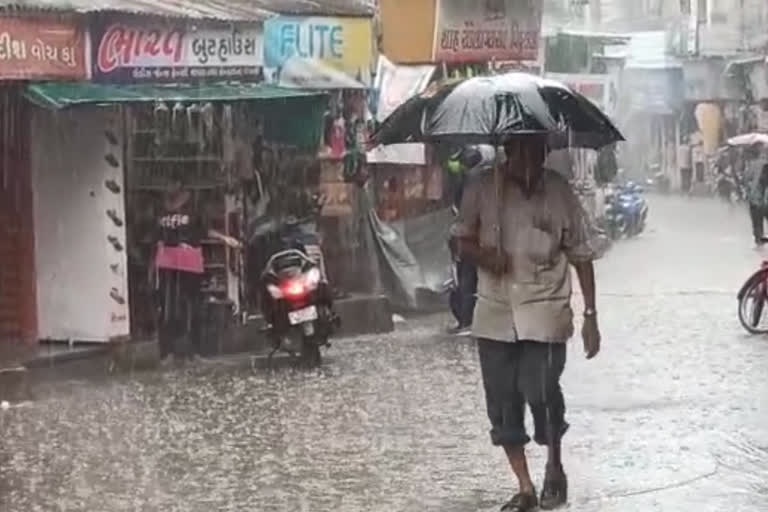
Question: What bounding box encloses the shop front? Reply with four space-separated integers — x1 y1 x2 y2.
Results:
0 15 87 345
263 14 375 294
26 15 328 345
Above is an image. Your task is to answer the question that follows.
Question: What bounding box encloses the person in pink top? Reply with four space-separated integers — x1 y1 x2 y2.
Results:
152 173 239 365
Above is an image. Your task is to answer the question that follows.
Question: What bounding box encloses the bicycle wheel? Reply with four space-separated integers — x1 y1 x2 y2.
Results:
738 274 768 334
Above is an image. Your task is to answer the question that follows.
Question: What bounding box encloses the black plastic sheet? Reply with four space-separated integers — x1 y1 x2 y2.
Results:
366 204 453 312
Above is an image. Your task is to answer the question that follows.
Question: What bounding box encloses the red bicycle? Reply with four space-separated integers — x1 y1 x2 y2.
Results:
738 259 768 334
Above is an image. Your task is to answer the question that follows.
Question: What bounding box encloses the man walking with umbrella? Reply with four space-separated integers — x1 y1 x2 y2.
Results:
452 135 601 511
372 71 621 510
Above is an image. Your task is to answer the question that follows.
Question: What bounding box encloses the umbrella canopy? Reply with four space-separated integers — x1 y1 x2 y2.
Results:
727 133 768 147
372 72 624 149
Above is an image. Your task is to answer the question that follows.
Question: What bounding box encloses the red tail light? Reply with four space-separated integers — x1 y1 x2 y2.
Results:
283 280 306 298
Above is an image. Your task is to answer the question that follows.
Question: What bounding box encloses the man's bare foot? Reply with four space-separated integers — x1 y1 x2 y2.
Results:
501 491 538 512
540 466 568 510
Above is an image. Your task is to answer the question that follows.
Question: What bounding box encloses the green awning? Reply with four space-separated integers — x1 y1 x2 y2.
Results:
25 82 326 110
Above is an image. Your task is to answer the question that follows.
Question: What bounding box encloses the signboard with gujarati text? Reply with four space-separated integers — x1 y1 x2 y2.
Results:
91 19 264 83
264 16 373 86
433 0 542 63
0 17 86 80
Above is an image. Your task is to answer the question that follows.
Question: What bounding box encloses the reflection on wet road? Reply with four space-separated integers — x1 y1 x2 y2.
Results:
2 196 768 511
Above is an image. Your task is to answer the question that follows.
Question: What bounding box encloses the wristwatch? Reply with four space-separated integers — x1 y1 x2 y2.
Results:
583 308 597 317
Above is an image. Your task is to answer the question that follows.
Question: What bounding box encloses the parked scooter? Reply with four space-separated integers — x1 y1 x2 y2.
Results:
645 164 670 194
247 195 340 366
261 246 338 366
602 182 648 239
618 182 649 237
601 187 627 240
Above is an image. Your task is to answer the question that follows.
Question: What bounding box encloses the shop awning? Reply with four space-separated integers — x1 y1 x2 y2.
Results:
25 82 327 110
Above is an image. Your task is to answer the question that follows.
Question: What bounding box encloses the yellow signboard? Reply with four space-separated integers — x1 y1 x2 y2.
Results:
265 16 373 85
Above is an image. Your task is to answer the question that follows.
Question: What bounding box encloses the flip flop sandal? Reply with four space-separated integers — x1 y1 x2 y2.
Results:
540 474 568 510
501 492 538 512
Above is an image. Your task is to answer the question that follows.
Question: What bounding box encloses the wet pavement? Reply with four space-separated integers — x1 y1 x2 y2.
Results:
2 195 768 511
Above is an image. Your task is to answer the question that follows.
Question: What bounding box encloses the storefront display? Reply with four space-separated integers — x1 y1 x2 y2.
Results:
124 101 243 336
23 71 328 342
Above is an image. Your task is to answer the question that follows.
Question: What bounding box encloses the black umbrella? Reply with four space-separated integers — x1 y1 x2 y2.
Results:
372 72 624 149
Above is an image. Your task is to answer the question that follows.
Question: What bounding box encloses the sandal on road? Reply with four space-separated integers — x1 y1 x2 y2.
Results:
540 474 568 510
501 492 538 512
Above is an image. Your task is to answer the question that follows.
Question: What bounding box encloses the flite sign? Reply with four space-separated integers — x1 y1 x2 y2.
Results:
264 17 374 86
0 18 86 80
92 20 264 82
433 0 542 63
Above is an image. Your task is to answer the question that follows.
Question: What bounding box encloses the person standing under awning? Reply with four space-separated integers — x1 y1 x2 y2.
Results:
151 171 240 366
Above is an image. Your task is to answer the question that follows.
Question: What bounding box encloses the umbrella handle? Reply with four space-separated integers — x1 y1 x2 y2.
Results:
494 140 503 256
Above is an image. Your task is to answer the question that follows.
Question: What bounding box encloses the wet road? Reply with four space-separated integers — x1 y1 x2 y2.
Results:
2 196 768 511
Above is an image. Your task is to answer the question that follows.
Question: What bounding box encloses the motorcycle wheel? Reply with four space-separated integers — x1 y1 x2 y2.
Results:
625 220 636 238
300 339 322 367
738 277 768 334
608 221 622 240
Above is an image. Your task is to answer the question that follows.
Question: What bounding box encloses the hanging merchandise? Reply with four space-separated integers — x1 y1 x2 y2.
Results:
330 115 346 159
355 116 368 149
251 169 270 219
154 101 170 146
343 118 366 181
331 91 343 118
186 103 203 147
344 114 357 152
171 102 186 141
222 104 235 166
235 105 250 140
249 120 265 180
201 102 215 149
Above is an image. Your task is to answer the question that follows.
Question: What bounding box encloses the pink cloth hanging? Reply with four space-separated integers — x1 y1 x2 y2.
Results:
154 243 205 274
329 117 346 158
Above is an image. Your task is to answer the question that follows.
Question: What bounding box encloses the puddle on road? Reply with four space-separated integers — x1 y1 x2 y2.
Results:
1 323 767 511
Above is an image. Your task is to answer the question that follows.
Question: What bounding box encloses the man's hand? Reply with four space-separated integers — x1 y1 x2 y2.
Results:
458 239 508 275
478 249 508 275
222 235 242 249
582 315 601 359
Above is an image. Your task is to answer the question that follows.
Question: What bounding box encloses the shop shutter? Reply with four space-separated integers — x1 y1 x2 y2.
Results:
0 88 36 344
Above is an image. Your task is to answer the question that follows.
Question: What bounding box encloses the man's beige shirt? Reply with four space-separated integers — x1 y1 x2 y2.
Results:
451 168 596 343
